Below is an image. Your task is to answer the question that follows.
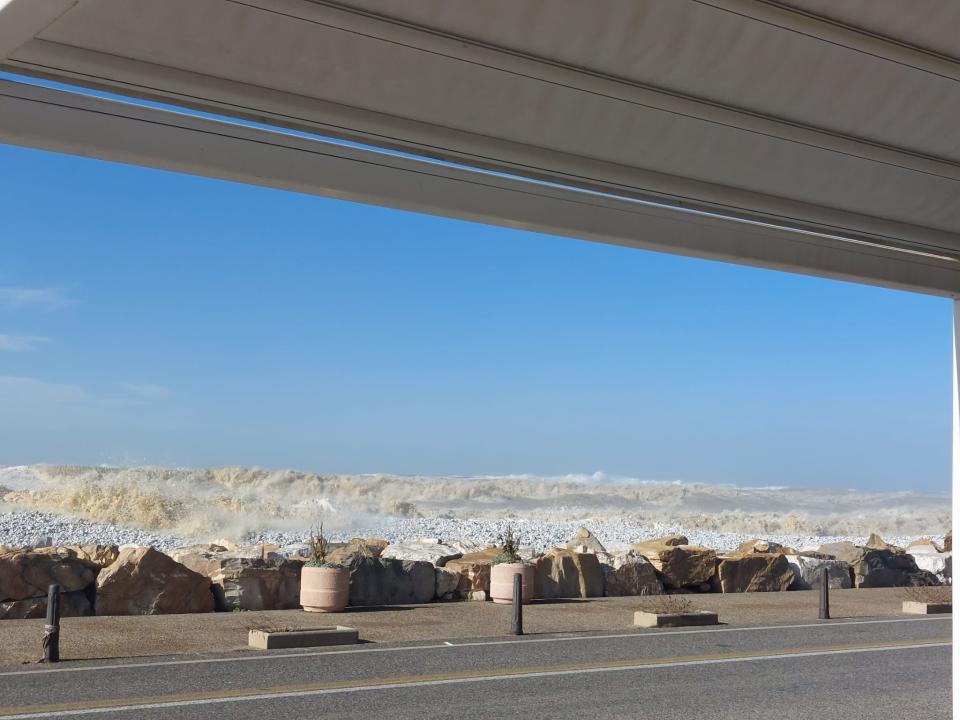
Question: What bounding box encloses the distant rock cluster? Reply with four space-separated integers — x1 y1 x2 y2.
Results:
0 527 950 620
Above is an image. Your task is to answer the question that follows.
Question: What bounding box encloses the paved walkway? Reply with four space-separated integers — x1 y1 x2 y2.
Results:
0 587 919 666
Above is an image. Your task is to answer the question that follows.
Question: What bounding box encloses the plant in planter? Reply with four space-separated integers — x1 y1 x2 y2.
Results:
489 524 534 604
300 523 350 613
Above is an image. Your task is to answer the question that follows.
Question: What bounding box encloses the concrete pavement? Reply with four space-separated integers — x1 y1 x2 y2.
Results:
0 615 950 719
0 587 921 664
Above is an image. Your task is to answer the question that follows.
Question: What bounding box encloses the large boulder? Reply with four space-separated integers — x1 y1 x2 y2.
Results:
96 547 215 615
0 590 93 620
0 549 97 602
716 554 794 593
177 552 302 611
638 534 688 547
818 542 936 588
735 539 787 555
327 538 388 565
33 545 119 568
346 557 435 606
865 533 901 553
566 527 607 556
380 542 462 567
533 549 604 599
785 555 852 590
445 548 503 599
435 566 461 601
944 532 952 552
603 550 662 596
906 538 944 555
167 544 231 562
909 551 951 584
632 541 716 589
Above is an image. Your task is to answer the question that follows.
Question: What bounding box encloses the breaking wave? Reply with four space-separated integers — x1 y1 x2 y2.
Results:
0 464 949 541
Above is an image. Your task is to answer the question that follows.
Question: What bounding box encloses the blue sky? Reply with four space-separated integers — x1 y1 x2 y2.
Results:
0 142 951 491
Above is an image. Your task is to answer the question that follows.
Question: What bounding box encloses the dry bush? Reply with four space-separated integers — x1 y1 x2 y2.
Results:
902 586 952 604
636 595 697 615
239 612 303 634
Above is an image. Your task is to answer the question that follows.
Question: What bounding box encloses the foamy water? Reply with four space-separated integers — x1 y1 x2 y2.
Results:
0 464 949 546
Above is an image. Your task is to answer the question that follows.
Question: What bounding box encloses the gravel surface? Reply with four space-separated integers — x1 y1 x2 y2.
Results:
0 509 943 553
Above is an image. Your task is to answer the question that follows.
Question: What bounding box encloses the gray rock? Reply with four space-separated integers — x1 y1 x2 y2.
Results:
818 542 937 588
177 552 302 611
380 542 462 567
785 555 852 590
603 550 662 596
347 557 435 606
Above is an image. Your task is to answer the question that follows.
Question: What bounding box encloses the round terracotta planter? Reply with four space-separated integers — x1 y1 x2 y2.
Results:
489 562 534 604
300 565 350 613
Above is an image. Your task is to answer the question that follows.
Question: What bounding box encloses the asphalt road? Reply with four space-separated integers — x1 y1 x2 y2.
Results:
0 616 950 719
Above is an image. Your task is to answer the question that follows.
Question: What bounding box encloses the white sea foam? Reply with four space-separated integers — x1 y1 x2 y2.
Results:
0 464 949 551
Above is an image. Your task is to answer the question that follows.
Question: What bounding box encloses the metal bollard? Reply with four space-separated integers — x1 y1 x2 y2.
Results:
511 573 524 636
42 584 61 663
819 567 830 620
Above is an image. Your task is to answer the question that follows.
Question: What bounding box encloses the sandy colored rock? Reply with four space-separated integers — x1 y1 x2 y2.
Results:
716 554 794 593
603 550 663 596
327 539 388 565
445 548 503 598
944 532 952 552
0 549 97 602
95 547 215 616
380 542 462 567
566 527 607 555
636 534 688 547
346 557 435 606
33 545 119 568
176 552 302 611
632 542 716 588
533 549 604 599
865 533 901 553
735 539 787 555
906 538 944 554
167 544 230 563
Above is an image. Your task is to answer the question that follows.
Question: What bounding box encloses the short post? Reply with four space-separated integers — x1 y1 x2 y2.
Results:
511 573 523 636
818 567 830 620
42 584 61 663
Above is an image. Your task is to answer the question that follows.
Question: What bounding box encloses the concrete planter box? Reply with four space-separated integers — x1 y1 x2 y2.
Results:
248 626 359 649
902 600 952 615
634 610 719 628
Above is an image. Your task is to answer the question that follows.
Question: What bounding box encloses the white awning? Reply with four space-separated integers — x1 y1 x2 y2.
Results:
2 0 958 294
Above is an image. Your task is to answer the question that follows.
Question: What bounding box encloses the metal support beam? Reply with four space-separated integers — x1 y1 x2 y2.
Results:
1 78 959 296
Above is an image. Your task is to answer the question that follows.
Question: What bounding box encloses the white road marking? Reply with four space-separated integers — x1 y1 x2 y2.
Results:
0 641 949 719
0 615 948 677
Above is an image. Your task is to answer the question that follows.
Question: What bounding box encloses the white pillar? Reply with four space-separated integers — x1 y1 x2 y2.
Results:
952 299 959 720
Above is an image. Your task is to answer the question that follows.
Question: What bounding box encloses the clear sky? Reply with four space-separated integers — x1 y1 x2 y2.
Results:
0 142 951 491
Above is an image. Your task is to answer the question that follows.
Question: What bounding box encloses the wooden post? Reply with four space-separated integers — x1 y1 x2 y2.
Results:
42 583 60 663
819 567 830 620
511 573 523 635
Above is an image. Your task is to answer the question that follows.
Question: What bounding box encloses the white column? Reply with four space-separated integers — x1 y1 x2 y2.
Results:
952 299 959 720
